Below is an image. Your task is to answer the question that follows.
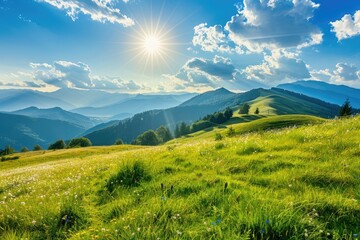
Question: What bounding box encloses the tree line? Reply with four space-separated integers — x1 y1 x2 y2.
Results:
0 137 93 156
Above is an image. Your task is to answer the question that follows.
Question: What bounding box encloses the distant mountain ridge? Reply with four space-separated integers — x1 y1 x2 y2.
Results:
11 106 98 130
277 80 360 108
84 87 341 146
0 112 85 150
71 94 194 118
0 89 75 111
0 88 196 118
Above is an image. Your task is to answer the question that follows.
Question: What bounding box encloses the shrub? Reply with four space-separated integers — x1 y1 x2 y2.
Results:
156 126 173 143
114 139 124 145
1 145 15 155
133 130 160 146
215 133 223 141
106 161 151 192
224 107 233 119
227 126 236 137
33 144 42 151
1 156 19 162
191 120 215 133
48 140 66 150
215 143 225 149
239 103 250 114
68 137 92 148
20 147 29 152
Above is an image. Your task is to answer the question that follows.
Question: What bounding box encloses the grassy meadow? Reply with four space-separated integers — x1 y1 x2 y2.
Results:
1 115 360 239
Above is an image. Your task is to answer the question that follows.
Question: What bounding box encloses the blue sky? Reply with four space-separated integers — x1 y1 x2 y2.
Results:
0 0 360 93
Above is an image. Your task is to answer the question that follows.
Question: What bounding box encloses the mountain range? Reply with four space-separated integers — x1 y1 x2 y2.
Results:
71 94 195 118
84 87 342 145
0 81 359 150
0 112 85 150
0 88 196 119
11 106 99 129
277 80 360 108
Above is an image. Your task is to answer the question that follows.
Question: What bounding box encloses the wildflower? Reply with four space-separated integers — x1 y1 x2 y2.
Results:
161 196 166 201
176 230 182 235
354 233 359 237
32 220 36 225
101 228 106 232
216 219 221 223
211 222 216 226
265 219 270 224
21 202 25 205
260 229 265 234
137 227 141 232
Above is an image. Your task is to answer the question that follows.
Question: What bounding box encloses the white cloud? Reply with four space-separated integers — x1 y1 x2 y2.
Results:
192 0 322 54
193 23 242 54
0 60 145 92
330 10 360 41
333 63 360 82
175 56 236 85
36 0 134 27
241 49 311 83
165 55 267 92
311 63 360 87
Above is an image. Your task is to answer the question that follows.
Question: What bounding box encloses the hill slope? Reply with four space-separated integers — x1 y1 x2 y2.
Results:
1 116 359 239
85 88 340 145
0 113 85 150
277 80 360 108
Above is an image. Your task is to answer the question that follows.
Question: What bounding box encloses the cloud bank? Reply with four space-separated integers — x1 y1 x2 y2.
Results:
36 0 134 27
193 0 323 53
331 10 360 41
1 60 145 92
311 63 360 87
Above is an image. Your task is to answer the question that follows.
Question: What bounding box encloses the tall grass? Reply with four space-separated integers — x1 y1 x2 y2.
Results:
0 116 359 239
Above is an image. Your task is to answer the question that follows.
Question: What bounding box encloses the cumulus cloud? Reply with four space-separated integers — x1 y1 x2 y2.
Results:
165 55 268 92
0 60 145 92
333 63 360 81
0 80 45 88
311 63 360 87
36 0 134 27
193 23 242 54
240 50 311 83
174 56 236 86
330 10 360 41
193 0 322 53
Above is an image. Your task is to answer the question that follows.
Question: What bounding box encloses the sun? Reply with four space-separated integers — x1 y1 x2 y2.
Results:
120 12 186 73
143 35 162 55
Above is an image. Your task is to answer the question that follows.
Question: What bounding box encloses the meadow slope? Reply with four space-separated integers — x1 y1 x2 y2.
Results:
1 115 360 239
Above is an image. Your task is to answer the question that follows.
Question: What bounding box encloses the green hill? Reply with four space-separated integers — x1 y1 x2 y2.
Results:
84 88 340 145
1 115 359 239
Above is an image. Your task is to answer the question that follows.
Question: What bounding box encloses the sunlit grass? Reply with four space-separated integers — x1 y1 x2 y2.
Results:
0 115 359 239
